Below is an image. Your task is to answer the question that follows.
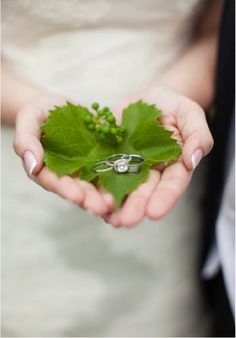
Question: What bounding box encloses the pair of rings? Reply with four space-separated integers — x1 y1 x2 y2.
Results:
92 153 144 173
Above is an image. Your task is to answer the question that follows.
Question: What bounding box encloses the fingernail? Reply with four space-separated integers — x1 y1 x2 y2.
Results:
191 149 203 170
23 150 37 176
102 193 114 207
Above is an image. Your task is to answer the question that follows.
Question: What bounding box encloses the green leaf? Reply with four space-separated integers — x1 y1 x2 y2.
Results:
99 162 150 208
41 101 181 208
122 101 180 165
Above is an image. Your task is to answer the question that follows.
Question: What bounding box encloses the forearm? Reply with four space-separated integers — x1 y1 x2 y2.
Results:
1 65 47 125
151 0 222 109
156 33 218 109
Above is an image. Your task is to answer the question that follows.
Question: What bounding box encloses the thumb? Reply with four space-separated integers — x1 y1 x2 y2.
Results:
112 95 140 124
177 100 214 171
13 95 68 176
13 102 46 176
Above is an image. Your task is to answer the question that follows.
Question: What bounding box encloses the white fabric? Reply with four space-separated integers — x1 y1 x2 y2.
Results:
202 242 220 278
2 0 203 106
2 1 212 336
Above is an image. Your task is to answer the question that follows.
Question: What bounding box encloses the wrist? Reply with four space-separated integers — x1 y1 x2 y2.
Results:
3 88 52 126
145 71 214 109
1 66 50 125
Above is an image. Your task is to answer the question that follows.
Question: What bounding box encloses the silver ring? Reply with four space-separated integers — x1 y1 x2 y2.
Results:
105 154 132 162
106 153 144 173
92 160 113 173
127 154 144 173
93 153 144 174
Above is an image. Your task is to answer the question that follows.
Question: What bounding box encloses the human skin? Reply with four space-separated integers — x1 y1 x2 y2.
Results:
103 31 219 227
1 0 222 226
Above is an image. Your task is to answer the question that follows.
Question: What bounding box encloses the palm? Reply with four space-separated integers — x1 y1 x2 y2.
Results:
15 95 113 216
104 87 212 227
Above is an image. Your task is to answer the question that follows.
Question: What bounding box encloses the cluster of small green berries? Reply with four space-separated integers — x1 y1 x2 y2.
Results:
84 102 126 145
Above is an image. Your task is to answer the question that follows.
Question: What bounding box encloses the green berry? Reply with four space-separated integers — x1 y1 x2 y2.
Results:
99 124 106 131
88 123 95 130
116 135 123 144
84 114 93 124
102 125 110 134
107 115 116 124
119 125 127 133
103 106 109 112
99 124 108 133
110 127 117 135
98 110 104 116
104 111 110 117
92 102 99 110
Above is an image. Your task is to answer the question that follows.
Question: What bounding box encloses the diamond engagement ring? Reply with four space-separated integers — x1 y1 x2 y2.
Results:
92 154 144 174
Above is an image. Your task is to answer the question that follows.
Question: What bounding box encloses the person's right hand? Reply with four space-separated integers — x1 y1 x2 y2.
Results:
13 94 114 216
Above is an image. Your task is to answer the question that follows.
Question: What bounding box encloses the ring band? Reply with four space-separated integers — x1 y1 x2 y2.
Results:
92 153 144 174
105 154 132 162
106 154 144 173
92 160 113 173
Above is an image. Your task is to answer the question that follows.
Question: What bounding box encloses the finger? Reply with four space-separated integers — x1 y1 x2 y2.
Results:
99 188 115 212
13 95 67 176
158 114 184 146
147 162 192 220
13 104 47 175
112 95 140 124
116 170 161 227
78 180 110 216
176 99 214 170
103 211 121 228
103 170 161 227
33 167 85 205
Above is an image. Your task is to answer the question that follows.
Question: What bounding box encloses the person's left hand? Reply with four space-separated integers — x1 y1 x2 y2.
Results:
102 86 214 227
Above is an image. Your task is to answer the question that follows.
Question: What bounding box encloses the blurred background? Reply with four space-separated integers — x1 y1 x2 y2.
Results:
2 0 217 336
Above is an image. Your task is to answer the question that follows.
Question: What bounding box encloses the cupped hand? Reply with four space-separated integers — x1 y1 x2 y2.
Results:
103 86 214 227
13 94 113 216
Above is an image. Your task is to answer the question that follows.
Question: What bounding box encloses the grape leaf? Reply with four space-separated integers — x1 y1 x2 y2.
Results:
41 101 181 208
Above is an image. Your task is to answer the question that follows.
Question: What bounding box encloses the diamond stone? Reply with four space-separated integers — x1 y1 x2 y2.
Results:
114 159 129 173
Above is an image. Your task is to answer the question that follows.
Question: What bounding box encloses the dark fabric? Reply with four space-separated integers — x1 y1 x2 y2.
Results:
205 271 235 337
201 0 235 262
201 0 235 336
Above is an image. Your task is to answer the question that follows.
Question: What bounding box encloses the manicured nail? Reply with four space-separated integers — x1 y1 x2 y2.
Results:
191 149 203 170
23 150 37 176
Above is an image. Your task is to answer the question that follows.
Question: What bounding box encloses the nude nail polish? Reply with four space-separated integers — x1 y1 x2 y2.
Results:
23 151 37 176
191 149 203 170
